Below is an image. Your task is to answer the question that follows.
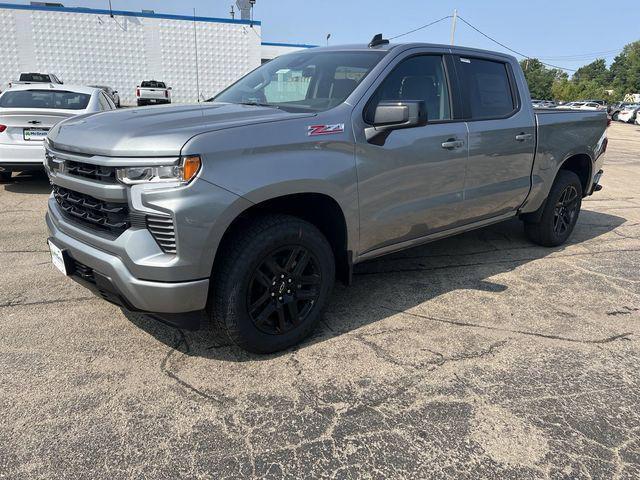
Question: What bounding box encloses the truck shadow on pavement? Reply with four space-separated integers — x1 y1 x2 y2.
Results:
124 208 627 361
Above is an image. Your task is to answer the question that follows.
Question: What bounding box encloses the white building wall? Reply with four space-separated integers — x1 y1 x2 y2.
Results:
0 5 261 105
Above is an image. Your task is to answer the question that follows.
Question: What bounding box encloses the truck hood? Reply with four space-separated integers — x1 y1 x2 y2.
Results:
48 102 316 157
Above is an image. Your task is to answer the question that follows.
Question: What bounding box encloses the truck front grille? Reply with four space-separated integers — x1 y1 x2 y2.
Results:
65 160 116 183
146 215 176 254
53 185 130 236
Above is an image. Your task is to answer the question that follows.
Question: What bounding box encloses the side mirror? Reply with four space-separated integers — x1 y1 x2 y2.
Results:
365 100 427 144
167 87 172 90
113 90 118 94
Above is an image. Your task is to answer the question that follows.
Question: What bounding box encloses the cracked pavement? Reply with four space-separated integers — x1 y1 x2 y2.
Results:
1 123 639 479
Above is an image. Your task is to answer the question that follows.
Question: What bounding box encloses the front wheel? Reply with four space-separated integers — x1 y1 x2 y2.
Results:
211 214 335 353
524 170 583 247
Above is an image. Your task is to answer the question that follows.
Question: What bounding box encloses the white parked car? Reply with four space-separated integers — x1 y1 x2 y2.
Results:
617 104 639 123
578 102 605 111
0 84 115 182
557 102 584 109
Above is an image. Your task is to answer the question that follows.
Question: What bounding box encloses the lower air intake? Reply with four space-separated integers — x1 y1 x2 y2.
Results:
146 215 176 254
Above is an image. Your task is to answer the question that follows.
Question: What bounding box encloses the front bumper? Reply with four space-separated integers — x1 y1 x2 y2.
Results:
46 211 210 320
0 142 46 171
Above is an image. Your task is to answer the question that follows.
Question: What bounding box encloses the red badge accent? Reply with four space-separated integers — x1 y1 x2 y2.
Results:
308 124 345 136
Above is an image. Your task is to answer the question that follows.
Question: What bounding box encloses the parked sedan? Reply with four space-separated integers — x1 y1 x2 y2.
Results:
90 85 121 108
0 85 115 182
617 104 639 123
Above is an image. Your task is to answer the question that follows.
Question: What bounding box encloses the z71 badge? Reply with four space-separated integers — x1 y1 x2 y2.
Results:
307 124 345 136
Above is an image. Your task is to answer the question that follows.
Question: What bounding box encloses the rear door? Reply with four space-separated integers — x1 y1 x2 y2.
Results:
453 55 535 222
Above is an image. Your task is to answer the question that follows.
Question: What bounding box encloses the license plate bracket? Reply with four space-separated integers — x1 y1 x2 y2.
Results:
23 128 49 141
48 239 71 276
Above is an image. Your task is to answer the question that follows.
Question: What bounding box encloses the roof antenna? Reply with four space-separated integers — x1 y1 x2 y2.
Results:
368 33 389 48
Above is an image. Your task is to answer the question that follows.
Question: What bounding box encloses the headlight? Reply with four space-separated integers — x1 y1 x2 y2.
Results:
116 155 201 185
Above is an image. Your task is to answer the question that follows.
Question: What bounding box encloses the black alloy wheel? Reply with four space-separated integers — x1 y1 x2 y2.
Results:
247 245 322 335
553 185 579 236
211 214 335 353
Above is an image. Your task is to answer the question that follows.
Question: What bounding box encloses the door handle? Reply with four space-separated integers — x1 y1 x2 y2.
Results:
441 139 464 149
515 133 533 142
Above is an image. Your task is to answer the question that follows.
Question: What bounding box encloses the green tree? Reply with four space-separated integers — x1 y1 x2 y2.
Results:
610 40 640 98
520 58 567 99
573 58 609 85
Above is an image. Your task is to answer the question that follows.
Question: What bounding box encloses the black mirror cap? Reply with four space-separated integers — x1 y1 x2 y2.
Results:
373 100 427 128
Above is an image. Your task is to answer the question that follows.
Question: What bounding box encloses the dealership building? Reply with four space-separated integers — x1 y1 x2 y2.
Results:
0 2 315 104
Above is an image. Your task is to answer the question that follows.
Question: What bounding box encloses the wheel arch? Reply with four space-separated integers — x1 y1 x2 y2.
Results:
558 152 592 196
212 192 353 285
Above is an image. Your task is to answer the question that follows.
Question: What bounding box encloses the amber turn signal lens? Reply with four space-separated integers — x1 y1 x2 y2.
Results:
182 155 201 183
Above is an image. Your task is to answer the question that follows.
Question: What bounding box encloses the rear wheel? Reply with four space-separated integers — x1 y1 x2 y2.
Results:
524 170 583 247
0 171 12 183
211 214 335 353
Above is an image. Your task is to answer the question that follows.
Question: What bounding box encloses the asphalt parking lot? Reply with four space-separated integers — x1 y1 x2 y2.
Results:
1 122 639 479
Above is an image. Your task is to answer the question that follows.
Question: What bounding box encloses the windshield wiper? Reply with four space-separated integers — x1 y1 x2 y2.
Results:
239 101 281 110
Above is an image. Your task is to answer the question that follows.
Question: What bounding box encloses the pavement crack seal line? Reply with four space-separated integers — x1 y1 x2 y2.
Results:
0 296 95 308
381 306 633 345
160 329 224 405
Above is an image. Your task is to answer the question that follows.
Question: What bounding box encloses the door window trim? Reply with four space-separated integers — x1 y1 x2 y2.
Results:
362 53 459 126
453 55 522 122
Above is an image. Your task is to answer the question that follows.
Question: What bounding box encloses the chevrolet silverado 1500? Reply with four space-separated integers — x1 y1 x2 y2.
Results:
44 38 607 353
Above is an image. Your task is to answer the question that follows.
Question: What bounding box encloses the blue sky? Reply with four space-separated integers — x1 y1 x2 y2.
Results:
12 0 640 72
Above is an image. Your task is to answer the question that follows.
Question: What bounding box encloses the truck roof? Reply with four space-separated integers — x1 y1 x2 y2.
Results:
299 42 518 62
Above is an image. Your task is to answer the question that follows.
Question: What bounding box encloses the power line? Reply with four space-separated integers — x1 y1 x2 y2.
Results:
456 16 577 72
389 15 452 41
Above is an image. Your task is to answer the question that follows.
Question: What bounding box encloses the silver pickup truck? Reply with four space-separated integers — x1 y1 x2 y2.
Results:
44 38 608 353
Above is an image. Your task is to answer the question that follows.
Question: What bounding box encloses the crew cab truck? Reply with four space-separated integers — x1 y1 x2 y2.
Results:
136 80 171 106
45 38 607 353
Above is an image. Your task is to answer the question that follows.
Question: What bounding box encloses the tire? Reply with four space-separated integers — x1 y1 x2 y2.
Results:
0 171 12 183
611 111 619 121
211 214 335 354
524 170 583 247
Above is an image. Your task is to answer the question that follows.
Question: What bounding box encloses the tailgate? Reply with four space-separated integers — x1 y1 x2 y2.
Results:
139 88 167 100
0 110 74 145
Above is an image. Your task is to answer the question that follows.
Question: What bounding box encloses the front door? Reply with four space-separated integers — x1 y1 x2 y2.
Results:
353 53 469 255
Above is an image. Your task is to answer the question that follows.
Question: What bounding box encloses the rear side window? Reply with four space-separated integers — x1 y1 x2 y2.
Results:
365 55 451 122
141 81 166 89
0 90 90 110
457 58 516 119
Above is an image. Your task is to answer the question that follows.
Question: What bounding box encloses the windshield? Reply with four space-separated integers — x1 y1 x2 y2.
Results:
0 90 91 110
213 50 386 112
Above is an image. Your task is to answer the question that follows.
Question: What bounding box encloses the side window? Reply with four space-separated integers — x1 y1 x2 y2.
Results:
457 58 516 119
365 55 451 123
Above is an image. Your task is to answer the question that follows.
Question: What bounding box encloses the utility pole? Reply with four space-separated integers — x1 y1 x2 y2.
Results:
449 9 458 46
193 8 200 102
